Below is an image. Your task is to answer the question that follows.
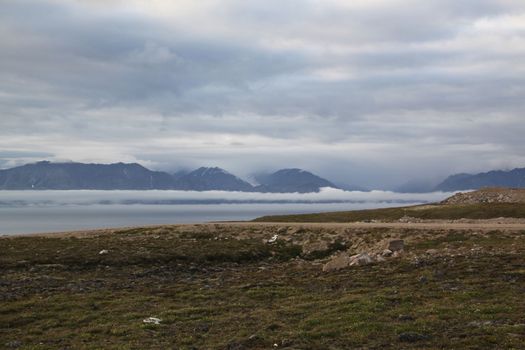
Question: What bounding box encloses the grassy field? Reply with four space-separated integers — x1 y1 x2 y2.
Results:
253 203 525 223
1 224 525 349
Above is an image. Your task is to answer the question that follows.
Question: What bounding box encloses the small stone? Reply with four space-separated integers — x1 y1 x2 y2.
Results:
99 249 109 255
398 332 429 342
143 317 162 325
387 240 404 252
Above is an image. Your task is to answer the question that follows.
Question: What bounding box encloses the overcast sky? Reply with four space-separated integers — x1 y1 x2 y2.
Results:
1 0 525 188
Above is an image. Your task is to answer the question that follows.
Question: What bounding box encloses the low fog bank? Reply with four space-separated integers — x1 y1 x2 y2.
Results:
0 188 454 207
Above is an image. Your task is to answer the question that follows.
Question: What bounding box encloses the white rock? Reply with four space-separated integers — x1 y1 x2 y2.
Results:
99 250 109 255
268 234 278 243
349 253 373 266
143 317 162 325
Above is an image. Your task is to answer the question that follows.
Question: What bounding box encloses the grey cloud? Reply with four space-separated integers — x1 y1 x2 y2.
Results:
1 0 525 188
0 151 53 159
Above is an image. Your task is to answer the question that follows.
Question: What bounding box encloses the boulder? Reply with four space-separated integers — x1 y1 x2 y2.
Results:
322 253 352 272
387 240 404 252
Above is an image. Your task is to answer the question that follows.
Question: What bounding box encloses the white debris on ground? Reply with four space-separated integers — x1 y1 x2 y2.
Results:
98 249 109 255
267 234 278 243
143 317 162 325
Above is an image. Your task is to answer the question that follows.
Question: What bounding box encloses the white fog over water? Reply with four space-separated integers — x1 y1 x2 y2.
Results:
0 189 454 235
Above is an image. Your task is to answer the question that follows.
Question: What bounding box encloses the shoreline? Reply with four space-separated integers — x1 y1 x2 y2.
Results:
3 218 525 239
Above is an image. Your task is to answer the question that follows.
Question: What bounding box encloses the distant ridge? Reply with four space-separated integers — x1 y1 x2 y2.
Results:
435 168 525 191
174 167 253 191
0 161 173 190
254 168 339 193
0 161 341 193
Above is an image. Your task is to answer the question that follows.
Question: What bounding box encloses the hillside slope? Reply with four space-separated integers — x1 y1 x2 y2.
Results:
441 188 525 205
255 188 525 223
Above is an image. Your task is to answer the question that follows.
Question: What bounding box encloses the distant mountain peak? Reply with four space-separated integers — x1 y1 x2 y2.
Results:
193 167 231 176
175 166 253 191
254 168 338 193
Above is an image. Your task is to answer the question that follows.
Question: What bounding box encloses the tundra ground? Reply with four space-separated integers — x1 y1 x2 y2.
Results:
1 221 525 349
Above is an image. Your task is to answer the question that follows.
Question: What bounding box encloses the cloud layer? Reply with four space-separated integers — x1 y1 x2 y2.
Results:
0 188 453 206
2 0 525 188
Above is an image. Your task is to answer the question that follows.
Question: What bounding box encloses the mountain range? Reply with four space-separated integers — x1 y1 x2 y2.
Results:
0 161 340 193
434 167 525 192
3 161 525 193
395 167 525 192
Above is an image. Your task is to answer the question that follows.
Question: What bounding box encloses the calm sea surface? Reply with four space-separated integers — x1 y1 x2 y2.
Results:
0 190 452 235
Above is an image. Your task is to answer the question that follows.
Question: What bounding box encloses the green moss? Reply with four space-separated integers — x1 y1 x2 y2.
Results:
1 227 525 349
253 203 525 222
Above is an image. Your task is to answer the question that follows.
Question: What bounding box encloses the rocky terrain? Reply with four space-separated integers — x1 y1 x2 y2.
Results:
1 220 524 349
441 187 525 205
